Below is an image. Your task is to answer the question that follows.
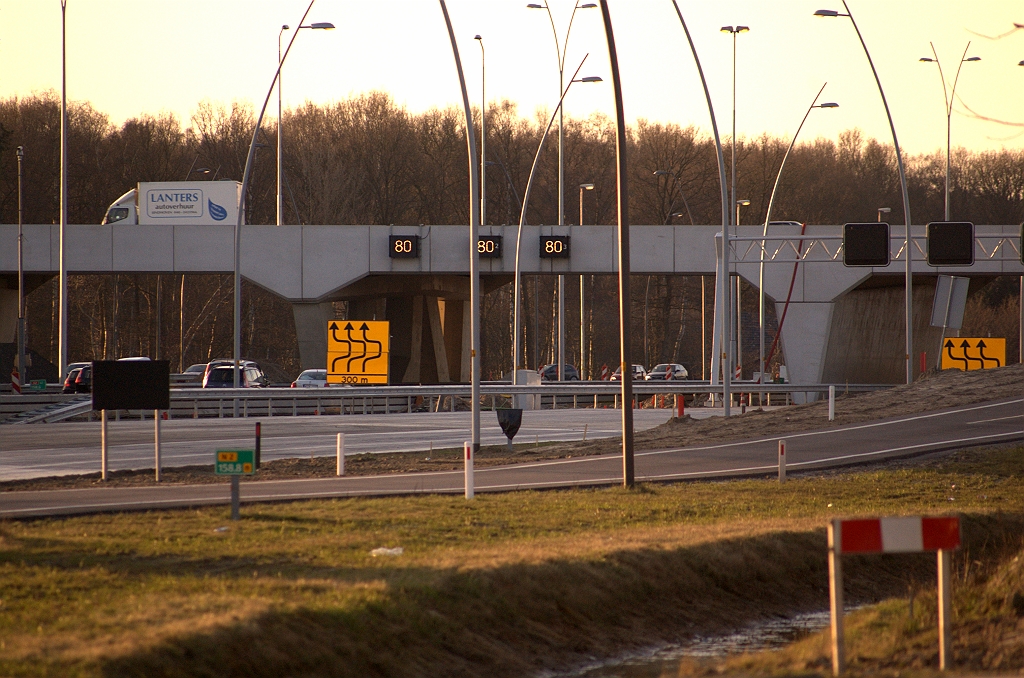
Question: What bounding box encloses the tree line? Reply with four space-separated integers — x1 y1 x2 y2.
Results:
1 91 1021 381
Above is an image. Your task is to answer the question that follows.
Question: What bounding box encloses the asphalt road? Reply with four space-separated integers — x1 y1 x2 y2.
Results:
1 408 680 481
3 397 1021 518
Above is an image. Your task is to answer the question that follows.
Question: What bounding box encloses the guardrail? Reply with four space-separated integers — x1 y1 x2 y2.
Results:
2 381 892 423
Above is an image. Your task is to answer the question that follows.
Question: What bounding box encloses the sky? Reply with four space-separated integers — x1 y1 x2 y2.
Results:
1 0 1023 157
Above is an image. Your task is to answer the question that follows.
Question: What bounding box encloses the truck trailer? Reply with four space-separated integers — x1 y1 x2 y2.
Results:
102 181 243 226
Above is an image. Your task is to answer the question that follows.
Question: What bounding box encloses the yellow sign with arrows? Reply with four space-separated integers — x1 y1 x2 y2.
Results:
327 320 390 385
940 338 1005 371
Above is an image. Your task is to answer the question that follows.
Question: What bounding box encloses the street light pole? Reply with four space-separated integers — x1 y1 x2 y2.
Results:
16 146 25 384
277 21 333 227
528 1 596 384
735 199 750 380
919 43 979 221
816 1 914 384
667 1 730 394
579 182 594 379
758 85 838 396
476 35 486 228
439 0 482 456
59 0 69 381
511 60 600 391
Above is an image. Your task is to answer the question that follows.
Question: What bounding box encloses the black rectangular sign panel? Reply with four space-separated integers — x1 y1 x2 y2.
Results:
927 221 974 266
539 235 570 259
389 235 420 258
843 222 890 267
92 360 170 411
477 235 503 258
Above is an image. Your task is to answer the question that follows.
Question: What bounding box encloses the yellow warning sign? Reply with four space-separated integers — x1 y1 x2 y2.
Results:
940 338 1005 371
327 320 390 385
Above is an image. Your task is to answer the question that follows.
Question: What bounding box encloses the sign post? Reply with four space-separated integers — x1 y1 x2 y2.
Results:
327 321 390 385
215 449 256 520
91 360 170 482
828 516 961 675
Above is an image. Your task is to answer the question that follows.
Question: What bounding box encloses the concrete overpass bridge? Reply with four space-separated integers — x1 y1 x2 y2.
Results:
1 223 1020 386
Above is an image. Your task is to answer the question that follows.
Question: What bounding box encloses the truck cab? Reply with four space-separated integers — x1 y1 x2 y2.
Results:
102 189 138 225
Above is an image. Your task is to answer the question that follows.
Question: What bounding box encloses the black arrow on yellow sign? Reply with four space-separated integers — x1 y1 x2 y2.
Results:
976 340 1002 367
359 322 383 370
945 339 969 370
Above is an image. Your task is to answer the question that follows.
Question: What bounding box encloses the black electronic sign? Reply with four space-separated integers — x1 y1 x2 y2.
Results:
92 360 170 411
843 222 890 267
926 221 974 266
477 235 503 259
539 235 570 259
389 235 420 259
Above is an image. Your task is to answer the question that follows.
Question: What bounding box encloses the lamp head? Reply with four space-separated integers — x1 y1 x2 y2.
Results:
474 34 482 40
720 25 733 33
578 76 602 83
281 24 290 30
814 9 839 17
653 170 671 176
16 145 24 157
527 3 544 8
310 22 335 29
580 183 595 190
737 25 749 33
919 57 934 62
579 2 598 7
737 199 751 207
1019 60 1024 66
965 56 981 62
818 102 839 108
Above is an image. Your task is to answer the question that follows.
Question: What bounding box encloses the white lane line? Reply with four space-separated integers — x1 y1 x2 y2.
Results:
967 414 1024 425
637 397 1024 457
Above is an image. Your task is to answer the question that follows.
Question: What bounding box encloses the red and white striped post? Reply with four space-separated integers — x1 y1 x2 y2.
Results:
778 439 786 483
10 369 21 394
464 440 474 499
828 516 961 675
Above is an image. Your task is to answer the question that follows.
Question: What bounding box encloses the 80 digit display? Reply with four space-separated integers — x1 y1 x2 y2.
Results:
477 235 503 259
389 235 420 258
539 235 570 259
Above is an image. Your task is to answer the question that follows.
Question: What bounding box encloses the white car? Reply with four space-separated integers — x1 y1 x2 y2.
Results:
646 363 688 380
291 369 329 387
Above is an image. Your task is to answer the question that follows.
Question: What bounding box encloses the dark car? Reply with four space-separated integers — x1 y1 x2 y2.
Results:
203 365 268 388
539 364 580 381
610 364 647 381
74 365 92 393
62 367 82 394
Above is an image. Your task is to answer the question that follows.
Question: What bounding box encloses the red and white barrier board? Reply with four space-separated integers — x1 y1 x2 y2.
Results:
837 516 960 554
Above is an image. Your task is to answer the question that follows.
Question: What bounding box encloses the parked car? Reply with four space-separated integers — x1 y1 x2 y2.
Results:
202 359 264 384
62 361 90 385
646 363 688 380
62 367 82 394
538 364 580 381
610 364 647 381
291 369 329 387
203 364 268 388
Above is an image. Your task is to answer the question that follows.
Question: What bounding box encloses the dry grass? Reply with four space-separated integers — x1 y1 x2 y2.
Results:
0 445 1022 677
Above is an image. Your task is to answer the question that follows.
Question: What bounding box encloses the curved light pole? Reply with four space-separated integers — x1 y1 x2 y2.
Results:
511 58 599 387
816 2 914 384
475 35 487 228
438 0 482 456
278 20 334 226
486 159 522 222
667 2 730 394
758 84 838 396
579 182 594 379
527 1 597 383
234 0 319 393
919 43 979 221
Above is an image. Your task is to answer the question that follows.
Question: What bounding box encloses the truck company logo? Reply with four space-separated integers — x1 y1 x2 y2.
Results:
208 199 228 221
145 189 204 218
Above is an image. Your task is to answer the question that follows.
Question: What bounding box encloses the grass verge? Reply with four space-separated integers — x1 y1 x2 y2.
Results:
0 444 1022 677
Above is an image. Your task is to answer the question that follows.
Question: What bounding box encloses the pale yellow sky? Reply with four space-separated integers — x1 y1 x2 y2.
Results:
1 0 1023 155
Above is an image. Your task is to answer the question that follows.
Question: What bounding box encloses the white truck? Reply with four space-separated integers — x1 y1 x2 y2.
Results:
102 181 243 225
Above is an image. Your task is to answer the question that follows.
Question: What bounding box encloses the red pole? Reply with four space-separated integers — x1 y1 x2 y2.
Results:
676 394 684 418
920 351 926 376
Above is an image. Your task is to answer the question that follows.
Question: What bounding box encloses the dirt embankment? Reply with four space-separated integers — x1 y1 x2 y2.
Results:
4 364 1021 492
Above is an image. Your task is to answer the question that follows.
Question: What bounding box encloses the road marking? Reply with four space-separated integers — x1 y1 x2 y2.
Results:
966 414 1024 425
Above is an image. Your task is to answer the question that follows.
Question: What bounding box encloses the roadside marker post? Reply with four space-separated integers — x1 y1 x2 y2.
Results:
778 439 786 483
828 385 835 421
827 516 961 675
215 450 256 521
464 441 474 499
154 409 161 482
336 433 345 476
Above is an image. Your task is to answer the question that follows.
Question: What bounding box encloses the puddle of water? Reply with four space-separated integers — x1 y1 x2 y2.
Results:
554 610 831 678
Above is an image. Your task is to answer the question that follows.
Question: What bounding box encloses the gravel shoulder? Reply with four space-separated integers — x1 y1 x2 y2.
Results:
4 363 1021 492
